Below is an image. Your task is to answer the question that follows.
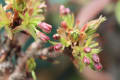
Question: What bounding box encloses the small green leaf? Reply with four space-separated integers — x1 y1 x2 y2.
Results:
61 14 74 29
60 37 71 47
32 70 37 80
49 40 59 45
27 57 36 72
85 38 92 47
88 16 106 30
26 26 37 40
91 48 102 54
89 42 99 48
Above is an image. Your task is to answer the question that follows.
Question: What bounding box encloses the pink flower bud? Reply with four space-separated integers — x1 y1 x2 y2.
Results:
61 21 67 29
53 34 60 40
59 5 70 15
54 43 62 51
36 31 50 43
64 8 70 14
83 56 90 64
94 63 102 70
38 22 52 33
38 3 47 8
92 54 100 63
84 47 91 53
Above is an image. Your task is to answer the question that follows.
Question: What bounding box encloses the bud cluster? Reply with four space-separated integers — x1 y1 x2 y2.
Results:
51 5 105 71
60 5 70 15
37 22 52 43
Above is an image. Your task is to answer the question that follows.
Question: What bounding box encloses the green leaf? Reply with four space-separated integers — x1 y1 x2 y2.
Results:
85 38 92 47
79 61 85 72
27 58 36 72
32 70 37 80
89 42 99 48
62 14 74 29
26 26 37 40
91 49 102 54
19 13 24 19
0 5 10 26
49 40 59 45
88 16 106 30
86 29 96 36
60 37 71 47
115 1 120 24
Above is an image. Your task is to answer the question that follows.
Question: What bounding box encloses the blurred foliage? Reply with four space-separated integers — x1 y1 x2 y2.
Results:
49 0 69 4
115 1 120 24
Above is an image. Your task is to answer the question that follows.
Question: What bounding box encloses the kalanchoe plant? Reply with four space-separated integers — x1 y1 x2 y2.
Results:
51 5 106 71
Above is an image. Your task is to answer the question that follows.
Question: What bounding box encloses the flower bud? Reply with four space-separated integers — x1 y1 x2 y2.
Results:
94 63 102 70
53 34 60 40
59 5 70 15
36 31 50 43
83 56 90 64
54 43 62 51
84 47 91 53
38 3 47 8
92 54 100 63
64 8 70 14
70 31 79 42
61 21 67 29
80 24 88 32
38 22 52 33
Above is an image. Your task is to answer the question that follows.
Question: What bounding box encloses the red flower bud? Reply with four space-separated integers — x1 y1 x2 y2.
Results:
80 24 88 32
84 47 91 53
53 34 60 40
54 43 62 51
36 31 50 43
59 5 70 15
83 56 90 64
38 22 52 33
92 54 100 63
94 63 102 70
61 21 67 29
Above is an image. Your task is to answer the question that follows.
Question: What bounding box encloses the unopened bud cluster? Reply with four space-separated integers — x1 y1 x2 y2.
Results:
51 5 105 71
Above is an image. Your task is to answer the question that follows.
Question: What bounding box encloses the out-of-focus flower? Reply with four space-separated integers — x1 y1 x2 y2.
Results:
92 54 100 63
53 34 60 40
59 5 70 15
3 4 12 10
94 63 102 70
54 43 62 51
83 56 90 64
38 3 47 8
84 47 91 53
38 22 52 33
36 31 50 42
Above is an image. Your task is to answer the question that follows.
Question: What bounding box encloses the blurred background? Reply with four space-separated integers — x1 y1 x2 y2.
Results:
1 0 120 80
